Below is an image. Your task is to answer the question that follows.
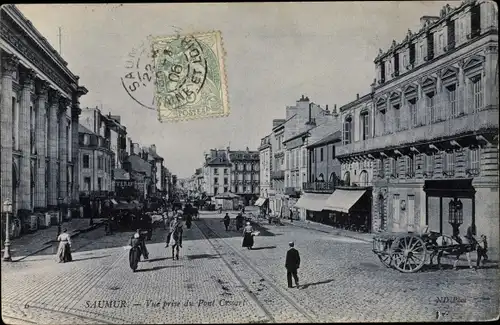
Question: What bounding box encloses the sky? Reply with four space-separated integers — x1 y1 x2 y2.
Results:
17 2 457 178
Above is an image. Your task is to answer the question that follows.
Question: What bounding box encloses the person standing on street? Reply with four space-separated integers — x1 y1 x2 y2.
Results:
222 213 231 231
285 241 300 288
289 208 294 223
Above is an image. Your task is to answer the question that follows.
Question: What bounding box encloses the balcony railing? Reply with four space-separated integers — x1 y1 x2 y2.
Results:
303 182 336 193
336 108 498 157
271 170 285 180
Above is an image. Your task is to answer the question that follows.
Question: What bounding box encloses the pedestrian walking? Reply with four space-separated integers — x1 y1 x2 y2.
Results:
165 213 182 247
222 213 230 231
242 222 254 249
285 241 300 288
56 228 73 263
289 208 294 223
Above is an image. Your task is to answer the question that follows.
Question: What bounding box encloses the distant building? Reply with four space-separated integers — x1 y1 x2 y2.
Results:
202 149 232 197
257 135 272 211
228 148 260 205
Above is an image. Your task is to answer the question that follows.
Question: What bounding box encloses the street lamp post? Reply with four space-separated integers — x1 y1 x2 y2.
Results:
3 199 13 262
57 197 63 236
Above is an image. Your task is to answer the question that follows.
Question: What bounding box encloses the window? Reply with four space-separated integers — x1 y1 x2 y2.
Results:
419 44 425 62
320 148 324 162
214 187 218 196
406 155 416 177
98 177 102 191
380 110 386 134
447 84 458 117
470 4 481 38
224 187 228 193
447 19 456 50
98 156 103 170
359 170 369 186
409 43 416 65
224 168 228 174
224 177 228 185
243 186 247 193
403 55 407 68
387 60 392 79
438 34 444 54
214 168 219 175
467 147 480 173
472 75 483 111
380 61 386 83
426 92 436 124
302 150 306 167
393 104 401 131
361 112 369 140
443 151 456 175
343 116 353 144
423 153 435 177
427 32 434 60
408 98 418 127
390 158 397 177
84 177 91 191
214 177 219 184
83 154 90 168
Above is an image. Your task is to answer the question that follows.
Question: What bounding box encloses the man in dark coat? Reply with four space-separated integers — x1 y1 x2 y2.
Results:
285 241 300 288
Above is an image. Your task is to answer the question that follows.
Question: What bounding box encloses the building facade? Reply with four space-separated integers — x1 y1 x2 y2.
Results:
202 149 232 197
1 5 87 231
336 0 498 254
228 148 260 205
257 135 272 210
269 119 286 216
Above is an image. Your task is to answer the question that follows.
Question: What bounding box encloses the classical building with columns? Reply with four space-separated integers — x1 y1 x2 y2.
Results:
1 4 87 231
336 0 498 255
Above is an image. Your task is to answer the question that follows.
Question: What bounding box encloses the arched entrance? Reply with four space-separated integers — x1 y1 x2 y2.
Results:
359 170 368 186
343 171 351 186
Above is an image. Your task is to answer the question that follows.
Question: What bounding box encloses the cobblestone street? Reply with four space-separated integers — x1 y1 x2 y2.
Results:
2 211 499 323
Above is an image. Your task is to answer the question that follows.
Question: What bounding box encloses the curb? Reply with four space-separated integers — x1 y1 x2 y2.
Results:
284 221 373 243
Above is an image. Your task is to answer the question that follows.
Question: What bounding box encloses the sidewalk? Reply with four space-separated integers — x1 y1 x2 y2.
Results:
280 218 374 243
0 218 106 261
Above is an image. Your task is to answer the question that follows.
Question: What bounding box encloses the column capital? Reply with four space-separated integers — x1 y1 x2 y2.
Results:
35 80 50 99
19 67 36 89
48 88 62 106
1 52 19 76
59 97 71 115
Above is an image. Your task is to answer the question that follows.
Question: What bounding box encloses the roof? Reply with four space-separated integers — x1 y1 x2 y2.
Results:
284 125 317 144
127 154 152 177
113 168 130 180
272 114 296 132
205 156 231 166
307 131 342 148
148 148 163 160
78 124 97 135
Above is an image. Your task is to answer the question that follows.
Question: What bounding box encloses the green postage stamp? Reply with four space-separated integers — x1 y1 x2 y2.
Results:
151 31 230 122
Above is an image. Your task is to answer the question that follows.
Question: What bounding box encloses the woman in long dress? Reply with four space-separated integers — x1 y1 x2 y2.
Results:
242 222 254 250
56 228 72 263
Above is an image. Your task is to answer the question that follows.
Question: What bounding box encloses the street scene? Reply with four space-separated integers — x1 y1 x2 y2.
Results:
1 1 499 324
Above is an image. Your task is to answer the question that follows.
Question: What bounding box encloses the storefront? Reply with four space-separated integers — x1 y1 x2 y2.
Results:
295 193 330 222
424 179 475 237
324 188 372 232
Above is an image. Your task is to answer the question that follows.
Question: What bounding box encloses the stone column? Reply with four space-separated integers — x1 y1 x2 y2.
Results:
47 89 61 208
35 80 49 209
58 98 69 205
18 67 36 211
71 88 85 203
0 52 19 207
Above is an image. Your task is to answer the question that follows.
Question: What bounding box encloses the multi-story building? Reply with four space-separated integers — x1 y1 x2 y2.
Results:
202 149 232 197
78 124 113 193
336 1 498 255
269 118 287 216
0 4 87 231
142 144 164 198
282 95 337 220
228 148 260 205
256 134 272 210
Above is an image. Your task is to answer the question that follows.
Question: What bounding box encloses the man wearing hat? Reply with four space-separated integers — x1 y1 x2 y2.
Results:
285 241 300 288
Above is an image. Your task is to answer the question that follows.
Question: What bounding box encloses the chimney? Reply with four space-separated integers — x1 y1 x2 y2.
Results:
333 104 338 116
326 104 329 111
308 103 312 124
356 93 360 100
150 144 156 152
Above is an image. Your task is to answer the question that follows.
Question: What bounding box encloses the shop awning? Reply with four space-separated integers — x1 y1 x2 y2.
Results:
294 193 330 211
254 198 268 207
324 189 366 213
110 199 118 205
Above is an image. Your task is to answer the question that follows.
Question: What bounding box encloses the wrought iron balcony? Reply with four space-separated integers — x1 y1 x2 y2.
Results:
302 181 336 193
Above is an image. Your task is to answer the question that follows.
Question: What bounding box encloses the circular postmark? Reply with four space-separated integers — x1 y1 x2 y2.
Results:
152 34 208 110
121 39 157 110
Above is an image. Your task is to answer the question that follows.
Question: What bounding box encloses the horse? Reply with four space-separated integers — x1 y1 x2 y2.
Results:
429 233 476 270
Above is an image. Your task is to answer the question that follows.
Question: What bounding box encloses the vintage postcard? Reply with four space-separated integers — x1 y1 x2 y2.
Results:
1 2 498 324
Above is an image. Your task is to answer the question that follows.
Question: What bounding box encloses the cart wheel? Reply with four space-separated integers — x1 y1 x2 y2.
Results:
377 253 392 268
392 235 426 273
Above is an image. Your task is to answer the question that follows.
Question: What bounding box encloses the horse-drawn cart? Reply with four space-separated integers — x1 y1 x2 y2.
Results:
372 230 476 273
